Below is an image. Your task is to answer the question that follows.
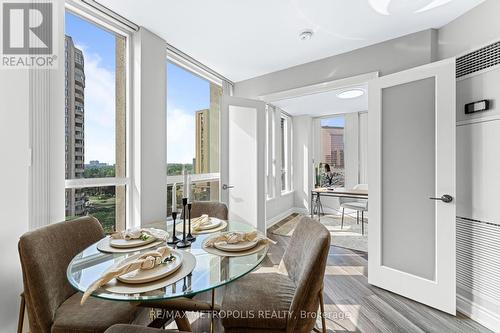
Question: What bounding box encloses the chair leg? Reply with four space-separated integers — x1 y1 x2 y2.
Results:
319 287 327 333
341 208 344 229
174 311 192 332
17 293 25 333
362 211 364 235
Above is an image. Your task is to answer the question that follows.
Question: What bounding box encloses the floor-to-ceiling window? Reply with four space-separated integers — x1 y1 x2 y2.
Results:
320 116 345 187
266 105 293 198
166 61 222 214
64 11 128 232
280 114 292 192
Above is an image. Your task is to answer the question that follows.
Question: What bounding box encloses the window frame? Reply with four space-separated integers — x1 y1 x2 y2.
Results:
63 3 133 231
316 113 347 188
165 56 224 210
280 112 293 194
265 105 293 199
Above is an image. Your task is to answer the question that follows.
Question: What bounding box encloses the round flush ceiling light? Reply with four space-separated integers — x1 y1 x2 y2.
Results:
299 30 314 41
337 89 365 99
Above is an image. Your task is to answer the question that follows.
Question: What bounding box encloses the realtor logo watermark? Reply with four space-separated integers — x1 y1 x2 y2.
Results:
1 0 57 68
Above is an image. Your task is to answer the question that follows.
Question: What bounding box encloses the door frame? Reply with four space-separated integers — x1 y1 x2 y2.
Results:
220 95 267 233
259 72 379 214
368 58 456 314
258 72 380 103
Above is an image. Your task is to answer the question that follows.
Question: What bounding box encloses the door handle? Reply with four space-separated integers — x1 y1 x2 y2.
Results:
222 184 235 190
429 194 453 203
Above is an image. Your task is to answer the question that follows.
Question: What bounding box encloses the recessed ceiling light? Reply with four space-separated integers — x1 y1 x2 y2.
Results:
299 30 314 41
337 89 365 99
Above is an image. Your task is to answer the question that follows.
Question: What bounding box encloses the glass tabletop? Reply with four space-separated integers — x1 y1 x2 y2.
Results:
67 220 268 302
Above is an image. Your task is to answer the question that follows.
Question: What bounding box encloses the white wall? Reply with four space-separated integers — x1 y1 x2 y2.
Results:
293 116 313 213
266 192 295 226
235 29 437 99
438 0 500 60
0 2 64 331
0 70 30 333
132 28 167 226
437 1 500 330
236 29 437 220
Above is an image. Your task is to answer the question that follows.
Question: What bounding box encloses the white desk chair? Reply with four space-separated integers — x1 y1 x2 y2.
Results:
339 184 368 235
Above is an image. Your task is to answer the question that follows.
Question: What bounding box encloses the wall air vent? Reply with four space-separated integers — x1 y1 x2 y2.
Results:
457 217 500 304
456 41 500 78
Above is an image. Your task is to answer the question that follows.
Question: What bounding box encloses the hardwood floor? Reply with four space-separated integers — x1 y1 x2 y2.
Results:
171 215 491 333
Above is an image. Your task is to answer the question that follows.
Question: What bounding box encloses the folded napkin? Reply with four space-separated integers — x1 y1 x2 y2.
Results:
111 228 169 241
81 246 172 305
204 231 276 248
191 214 210 232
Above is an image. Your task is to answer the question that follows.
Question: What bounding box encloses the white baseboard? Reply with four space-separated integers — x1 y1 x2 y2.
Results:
266 206 357 228
266 207 296 228
266 207 314 228
457 294 500 332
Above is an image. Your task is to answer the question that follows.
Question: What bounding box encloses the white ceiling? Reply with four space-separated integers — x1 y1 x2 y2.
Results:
273 85 368 117
97 0 485 82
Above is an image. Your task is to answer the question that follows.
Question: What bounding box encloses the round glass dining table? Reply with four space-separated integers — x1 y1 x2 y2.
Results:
67 220 268 302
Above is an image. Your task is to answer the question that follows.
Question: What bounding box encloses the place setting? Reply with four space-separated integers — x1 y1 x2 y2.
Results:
96 227 169 253
174 204 228 236
202 230 275 257
81 244 196 302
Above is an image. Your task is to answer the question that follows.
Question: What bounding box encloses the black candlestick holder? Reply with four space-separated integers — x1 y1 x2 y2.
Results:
186 203 196 242
167 212 180 245
176 198 191 248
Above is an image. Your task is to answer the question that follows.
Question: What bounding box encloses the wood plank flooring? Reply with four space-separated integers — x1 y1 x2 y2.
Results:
169 214 491 333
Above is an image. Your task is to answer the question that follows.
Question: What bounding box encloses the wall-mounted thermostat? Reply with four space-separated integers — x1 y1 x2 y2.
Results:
465 100 490 114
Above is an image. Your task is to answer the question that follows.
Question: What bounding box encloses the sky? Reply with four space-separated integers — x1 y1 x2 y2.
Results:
65 12 209 165
321 117 345 127
166 62 209 164
66 12 116 165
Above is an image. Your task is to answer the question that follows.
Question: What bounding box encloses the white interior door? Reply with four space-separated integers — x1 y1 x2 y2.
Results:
368 59 456 314
220 96 266 233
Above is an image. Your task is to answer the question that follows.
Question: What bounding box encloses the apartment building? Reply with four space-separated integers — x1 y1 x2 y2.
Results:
64 35 85 217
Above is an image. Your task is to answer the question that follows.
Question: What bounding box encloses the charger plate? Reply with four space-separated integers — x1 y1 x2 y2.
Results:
214 239 258 252
97 236 165 253
176 218 228 235
110 236 157 249
102 251 196 294
202 238 268 257
116 250 183 284
196 218 222 230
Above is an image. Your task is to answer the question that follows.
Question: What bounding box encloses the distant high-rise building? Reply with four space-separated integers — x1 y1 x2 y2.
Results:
195 109 209 174
65 35 86 217
321 126 344 169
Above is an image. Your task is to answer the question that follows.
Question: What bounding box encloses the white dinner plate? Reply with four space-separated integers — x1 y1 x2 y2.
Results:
110 235 157 249
196 218 222 231
214 239 259 252
116 250 183 284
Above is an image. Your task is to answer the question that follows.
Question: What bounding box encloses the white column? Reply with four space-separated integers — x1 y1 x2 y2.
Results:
132 28 167 226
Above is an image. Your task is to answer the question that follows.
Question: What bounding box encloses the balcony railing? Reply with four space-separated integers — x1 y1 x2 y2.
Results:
167 172 220 215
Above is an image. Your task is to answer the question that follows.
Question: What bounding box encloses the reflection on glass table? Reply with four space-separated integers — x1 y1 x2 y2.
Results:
67 220 268 302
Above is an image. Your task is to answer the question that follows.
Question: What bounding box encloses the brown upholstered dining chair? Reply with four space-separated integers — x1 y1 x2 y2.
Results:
221 216 331 333
18 216 141 333
136 201 229 331
190 201 228 220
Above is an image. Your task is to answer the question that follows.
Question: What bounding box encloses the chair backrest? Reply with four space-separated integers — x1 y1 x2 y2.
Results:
339 183 368 205
18 217 104 333
190 201 228 220
282 216 330 333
